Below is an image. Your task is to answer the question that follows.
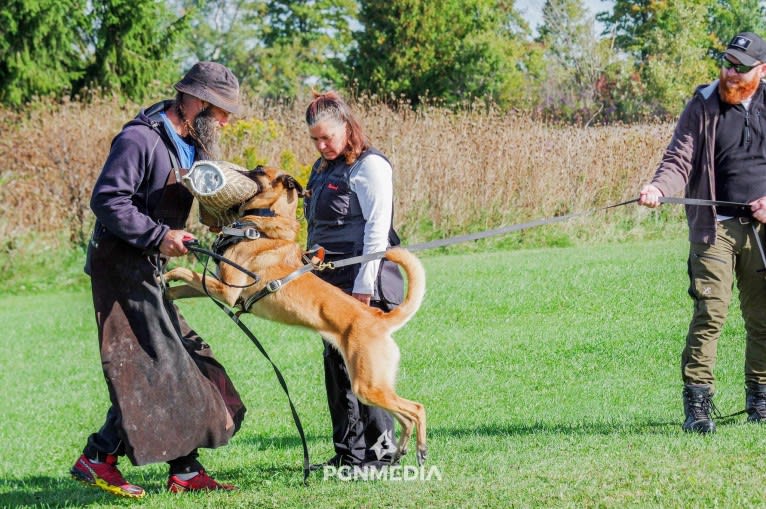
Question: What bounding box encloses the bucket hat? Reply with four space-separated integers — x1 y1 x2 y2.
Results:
174 62 241 115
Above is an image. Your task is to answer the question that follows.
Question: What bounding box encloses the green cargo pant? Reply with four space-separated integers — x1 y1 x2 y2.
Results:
683 217 766 388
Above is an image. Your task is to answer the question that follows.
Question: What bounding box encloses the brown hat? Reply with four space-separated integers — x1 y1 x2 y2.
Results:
174 61 241 115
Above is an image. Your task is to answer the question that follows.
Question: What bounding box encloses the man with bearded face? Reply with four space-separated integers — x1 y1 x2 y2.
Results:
69 62 246 498
639 32 766 434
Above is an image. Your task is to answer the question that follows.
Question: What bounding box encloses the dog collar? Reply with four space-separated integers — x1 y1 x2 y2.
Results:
241 208 276 217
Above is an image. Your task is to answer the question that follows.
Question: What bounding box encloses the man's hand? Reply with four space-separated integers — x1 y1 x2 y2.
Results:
751 196 766 223
160 229 195 257
638 184 663 208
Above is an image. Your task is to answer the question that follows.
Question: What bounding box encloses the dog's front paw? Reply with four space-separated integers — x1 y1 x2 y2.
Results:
164 267 182 281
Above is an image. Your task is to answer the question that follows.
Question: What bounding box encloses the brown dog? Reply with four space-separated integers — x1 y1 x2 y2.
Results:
165 166 428 465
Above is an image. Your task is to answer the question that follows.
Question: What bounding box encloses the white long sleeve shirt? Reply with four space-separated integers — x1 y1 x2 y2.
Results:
349 154 394 295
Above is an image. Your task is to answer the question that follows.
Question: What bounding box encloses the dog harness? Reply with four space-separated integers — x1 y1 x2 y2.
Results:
204 209 327 312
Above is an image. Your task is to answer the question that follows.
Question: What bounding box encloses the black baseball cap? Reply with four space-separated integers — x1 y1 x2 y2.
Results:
725 32 766 66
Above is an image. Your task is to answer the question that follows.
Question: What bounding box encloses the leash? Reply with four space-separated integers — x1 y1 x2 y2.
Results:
180 240 260 283
657 196 750 209
182 239 311 483
319 198 639 270
173 193 757 475
318 196 756 271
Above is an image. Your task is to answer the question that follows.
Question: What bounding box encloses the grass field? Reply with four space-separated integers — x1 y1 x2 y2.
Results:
2 237 765 508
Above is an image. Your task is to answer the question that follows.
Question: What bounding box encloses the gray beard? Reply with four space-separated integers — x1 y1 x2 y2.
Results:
191 109 221 159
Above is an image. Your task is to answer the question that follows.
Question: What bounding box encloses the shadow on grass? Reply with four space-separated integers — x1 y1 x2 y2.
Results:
0 475 137 507
0 462 307 507
430 419 682 438
234 432 324 450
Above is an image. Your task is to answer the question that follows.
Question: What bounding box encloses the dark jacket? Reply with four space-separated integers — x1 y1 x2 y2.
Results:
650 80 766 244
90 101 187 252
303 148 403 305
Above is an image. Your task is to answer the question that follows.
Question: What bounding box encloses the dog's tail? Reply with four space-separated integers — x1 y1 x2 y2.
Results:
382 247 426 331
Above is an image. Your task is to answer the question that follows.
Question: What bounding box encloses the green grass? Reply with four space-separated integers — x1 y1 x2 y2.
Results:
1 237 763 508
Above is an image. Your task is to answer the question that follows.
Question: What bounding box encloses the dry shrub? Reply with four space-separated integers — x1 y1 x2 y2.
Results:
0 94 677 257
0 95 132 250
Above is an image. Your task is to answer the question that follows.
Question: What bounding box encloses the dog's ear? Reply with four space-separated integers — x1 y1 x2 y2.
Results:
240 165 265 186
276 174 304 197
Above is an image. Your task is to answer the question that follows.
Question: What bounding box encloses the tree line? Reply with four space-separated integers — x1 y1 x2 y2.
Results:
2 0 765 123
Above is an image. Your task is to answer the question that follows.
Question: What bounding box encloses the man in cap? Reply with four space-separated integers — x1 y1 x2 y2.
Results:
639 32 766 433
69 62 246 498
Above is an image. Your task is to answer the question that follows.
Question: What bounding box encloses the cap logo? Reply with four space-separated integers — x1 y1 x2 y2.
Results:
731 36 752 51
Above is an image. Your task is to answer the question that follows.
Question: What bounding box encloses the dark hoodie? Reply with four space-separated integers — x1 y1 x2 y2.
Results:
89 100 191 254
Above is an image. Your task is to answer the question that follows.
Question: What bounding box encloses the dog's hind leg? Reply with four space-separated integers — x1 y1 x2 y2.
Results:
344 331 428 464
355 386 427 465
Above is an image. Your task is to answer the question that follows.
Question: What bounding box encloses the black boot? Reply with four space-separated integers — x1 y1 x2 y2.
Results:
682 384 716 433
746 384 766 422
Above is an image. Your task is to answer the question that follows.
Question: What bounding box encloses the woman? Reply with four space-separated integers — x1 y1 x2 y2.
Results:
303 91 404 469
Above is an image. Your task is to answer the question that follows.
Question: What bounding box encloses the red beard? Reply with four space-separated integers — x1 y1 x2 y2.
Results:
719 70 761 104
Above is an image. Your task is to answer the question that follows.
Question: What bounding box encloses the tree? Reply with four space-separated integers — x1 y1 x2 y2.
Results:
347 0 540 108
0 0 88 105
538 0 612 122
74 0 190 102
600 0 717 118
708 0 766 55
261 0 356 93
0 0 190 106
178 0 356 98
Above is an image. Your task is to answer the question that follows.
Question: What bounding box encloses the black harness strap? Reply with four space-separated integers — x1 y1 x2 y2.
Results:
184 241 311 483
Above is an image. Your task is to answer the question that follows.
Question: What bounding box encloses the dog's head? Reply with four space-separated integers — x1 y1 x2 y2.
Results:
238 166 304 218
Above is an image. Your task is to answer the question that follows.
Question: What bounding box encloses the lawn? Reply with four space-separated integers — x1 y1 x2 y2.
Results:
1 237 763 508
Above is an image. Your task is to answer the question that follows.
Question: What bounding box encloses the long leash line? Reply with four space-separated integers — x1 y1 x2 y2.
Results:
324 197 641 270
184 242 311 483
175 195 755 479
323 196 755 270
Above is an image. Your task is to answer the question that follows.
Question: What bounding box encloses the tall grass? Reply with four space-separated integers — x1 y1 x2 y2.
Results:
0 94 680 262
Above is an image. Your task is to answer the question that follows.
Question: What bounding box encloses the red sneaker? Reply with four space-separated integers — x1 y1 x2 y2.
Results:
70 454 146 499
167 469 237 493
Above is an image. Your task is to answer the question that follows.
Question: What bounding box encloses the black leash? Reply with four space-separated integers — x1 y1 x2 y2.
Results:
319 196 756 271
181 240 260 282
183 240 311 483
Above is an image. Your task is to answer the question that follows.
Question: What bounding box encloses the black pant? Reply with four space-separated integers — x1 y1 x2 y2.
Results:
322 302 396 465
83 406 202 474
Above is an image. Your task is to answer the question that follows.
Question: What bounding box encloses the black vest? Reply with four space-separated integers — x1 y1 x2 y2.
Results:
303 148 403 305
